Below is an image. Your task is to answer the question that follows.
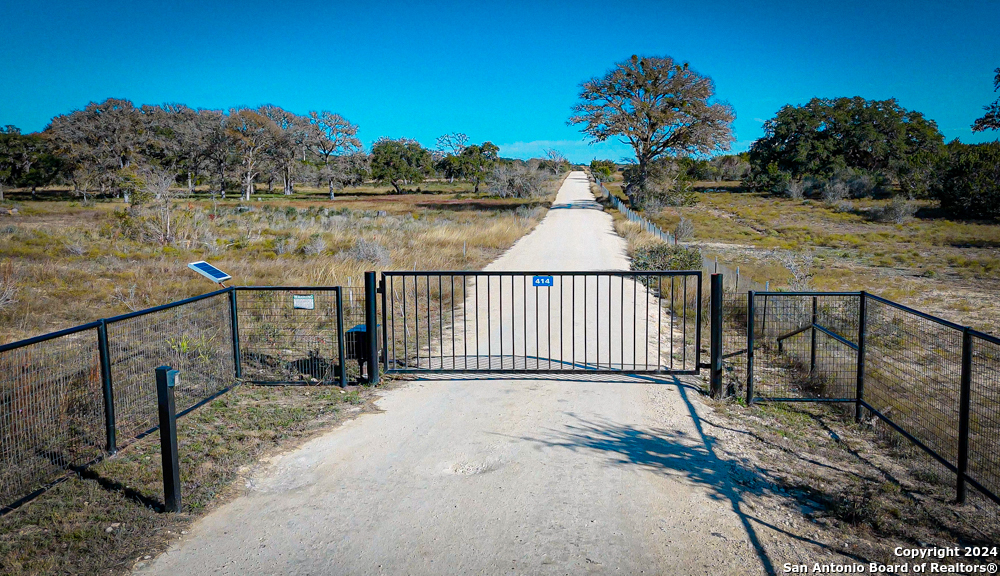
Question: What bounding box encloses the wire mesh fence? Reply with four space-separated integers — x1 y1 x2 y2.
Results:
862 295 965 471
0 325 105 506
106 291 237 440
750 293 860 401
714 279 1000 505
0 285 350 512
236 287 347 385
969 331 1000 499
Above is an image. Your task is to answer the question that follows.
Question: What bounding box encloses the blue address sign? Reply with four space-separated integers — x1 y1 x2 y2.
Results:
533 275 554 287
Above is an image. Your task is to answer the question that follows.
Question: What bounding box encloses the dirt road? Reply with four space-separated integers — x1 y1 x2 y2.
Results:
138 172 769 575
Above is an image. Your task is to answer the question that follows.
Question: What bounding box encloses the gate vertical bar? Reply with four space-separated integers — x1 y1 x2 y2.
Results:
337 287 347 387
695 272 703 374
228 288 241 379
709 274 723 398
365 271 379 385
855 292 868 423
746 290 756 405
97 320 117 454
957 327 973 503
810 296 818 375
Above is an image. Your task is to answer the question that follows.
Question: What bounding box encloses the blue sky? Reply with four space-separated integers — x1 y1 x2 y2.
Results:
1 0 997 163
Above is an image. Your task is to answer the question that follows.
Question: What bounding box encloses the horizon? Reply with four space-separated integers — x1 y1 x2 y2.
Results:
2 0 998 163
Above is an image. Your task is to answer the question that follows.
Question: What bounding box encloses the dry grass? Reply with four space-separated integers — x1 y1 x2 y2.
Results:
599 169 1000 333
0 180 562 344
0 175 566 575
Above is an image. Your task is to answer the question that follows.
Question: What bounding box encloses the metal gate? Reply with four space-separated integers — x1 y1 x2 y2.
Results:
380 271 701 374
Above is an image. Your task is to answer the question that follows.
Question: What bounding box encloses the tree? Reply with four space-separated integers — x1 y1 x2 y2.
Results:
459 142 499 193
973 67 1000 133
0 127 62 200
435 132 469 156
540 148 568 175
225 108 278 201
744 97 944 196
933 141 1000 219
260 104 312 195
45 98 145 199
200 110 236 198
569 55 735 205
309 111 361 199
590 159 616 182
370 138 432 193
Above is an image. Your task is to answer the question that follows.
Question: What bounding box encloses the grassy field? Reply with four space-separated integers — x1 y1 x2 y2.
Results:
0 178 563 343
0 175 566 575
601 176 1000 333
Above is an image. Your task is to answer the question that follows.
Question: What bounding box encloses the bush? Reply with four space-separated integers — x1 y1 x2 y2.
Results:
783 180 805 200
933 142 1000 219
345 238 391 266
869 196 917 224
631 243 702 271
486 164 544 198
673 217 695 241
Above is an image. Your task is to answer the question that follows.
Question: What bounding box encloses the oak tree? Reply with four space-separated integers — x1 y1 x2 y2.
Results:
570 55 734 205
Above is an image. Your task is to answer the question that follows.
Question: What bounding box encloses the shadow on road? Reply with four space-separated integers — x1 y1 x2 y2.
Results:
493 375 877 575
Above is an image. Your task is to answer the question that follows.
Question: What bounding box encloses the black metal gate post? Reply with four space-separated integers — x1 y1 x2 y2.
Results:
810 296 818 375
709 274 723 398
97 320 117 454
957 327 973 503
156 366 181 513
855 292 868 423
336 288 347 388
364 271 380 385
228 288 242 380
746 291 756 405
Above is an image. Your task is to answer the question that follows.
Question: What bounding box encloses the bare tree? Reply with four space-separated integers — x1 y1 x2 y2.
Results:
309 111 361 199
226 108 278 201
569 55 735 205
435 132 469 156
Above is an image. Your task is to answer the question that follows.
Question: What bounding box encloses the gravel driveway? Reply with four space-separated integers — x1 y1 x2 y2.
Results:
137 172 768 575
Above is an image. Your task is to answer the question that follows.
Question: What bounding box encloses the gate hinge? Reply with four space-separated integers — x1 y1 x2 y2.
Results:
377 279 385 294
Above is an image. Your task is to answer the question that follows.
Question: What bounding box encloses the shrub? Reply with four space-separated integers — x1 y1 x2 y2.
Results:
870 196 917 224
0 260 17 312
486 164 544 198
783 180 805 200
673 217 695 241
302 236 326 255
631 243 702 271
345 239 391 266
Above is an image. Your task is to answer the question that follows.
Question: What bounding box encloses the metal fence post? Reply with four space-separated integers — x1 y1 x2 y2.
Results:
709 274 723 398
810 296 818 375
746 291 755 405
156 366 181 513
957 327 973 503
364 271 380 385
97 320 117 454
228 288 242 380
855 292 868 423
336 288 347 388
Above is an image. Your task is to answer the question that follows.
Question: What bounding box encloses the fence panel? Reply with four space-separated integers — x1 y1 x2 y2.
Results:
106 292 236 440
749 293 860 400
968 331 1000 498
863 296 964 468
236 287 348 384
0 325 105 505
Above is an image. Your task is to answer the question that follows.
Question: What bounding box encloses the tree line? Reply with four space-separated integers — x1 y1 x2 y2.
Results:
571 56 1000 219
0 99 569 203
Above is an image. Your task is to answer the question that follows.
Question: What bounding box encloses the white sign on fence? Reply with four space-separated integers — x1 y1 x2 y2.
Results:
292 294 315 310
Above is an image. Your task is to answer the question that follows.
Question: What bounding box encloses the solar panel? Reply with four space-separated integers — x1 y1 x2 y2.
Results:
187 261 232 284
